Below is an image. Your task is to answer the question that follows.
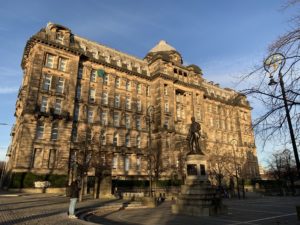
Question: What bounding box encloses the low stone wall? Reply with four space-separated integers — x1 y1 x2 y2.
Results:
8 188 66 194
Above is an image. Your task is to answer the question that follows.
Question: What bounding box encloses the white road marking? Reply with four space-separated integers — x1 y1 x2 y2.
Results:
226 213 297 225
229 207 284 214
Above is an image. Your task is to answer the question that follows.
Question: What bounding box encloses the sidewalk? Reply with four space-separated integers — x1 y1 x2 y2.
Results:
0 190 124 225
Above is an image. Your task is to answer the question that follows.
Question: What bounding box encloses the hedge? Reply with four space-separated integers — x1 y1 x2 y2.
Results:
9 172 67 188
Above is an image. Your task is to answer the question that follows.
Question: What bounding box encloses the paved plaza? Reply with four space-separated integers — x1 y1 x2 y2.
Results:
0 191 299 225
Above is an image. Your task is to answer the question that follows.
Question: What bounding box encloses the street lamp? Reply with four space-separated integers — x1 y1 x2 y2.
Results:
147 105 154 197
0 123 12 188
231 139 241 199
264 53 300 178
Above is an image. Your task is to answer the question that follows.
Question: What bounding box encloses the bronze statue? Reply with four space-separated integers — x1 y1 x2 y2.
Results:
186 117 203 154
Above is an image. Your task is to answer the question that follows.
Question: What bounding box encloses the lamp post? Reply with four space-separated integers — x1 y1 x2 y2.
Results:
264 53 300 178
231 139 241 199
147 105 154 197
0 123 12 189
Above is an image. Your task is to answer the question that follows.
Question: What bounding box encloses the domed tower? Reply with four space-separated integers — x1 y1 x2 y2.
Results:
145 40 183 65
145 40 203 84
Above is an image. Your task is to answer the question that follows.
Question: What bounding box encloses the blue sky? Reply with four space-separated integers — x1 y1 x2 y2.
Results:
0 0 298 165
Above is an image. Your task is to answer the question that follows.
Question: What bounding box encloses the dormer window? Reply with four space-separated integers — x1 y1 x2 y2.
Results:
92 51 98 59
117 59 121 67
56 32 64 44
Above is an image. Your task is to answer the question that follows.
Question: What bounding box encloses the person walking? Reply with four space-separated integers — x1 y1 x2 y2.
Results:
68 179 80 219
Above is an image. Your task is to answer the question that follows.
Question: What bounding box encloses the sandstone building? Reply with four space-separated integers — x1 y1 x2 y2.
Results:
6 23 260 187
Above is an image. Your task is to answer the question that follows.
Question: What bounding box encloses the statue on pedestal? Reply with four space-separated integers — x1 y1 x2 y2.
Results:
186 117 203 155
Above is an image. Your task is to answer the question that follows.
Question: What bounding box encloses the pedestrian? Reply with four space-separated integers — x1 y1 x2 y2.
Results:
68 179 80 219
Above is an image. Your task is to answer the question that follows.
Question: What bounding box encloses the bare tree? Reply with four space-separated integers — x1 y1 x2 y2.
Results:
267 149 297 195
239 2 300 157
208 142 233 188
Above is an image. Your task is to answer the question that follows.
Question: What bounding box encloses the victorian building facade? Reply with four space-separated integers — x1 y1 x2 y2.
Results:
6 23 260 186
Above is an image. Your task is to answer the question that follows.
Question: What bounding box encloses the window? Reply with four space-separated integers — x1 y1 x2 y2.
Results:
54 99 62 115
56 32 64 43
210 118 214 127
40 96 48 112
125 133 130 147
164 84 168 96
45 54 54 68
51 123 59 140
86 129 92 141
101 131 106 145
117 59 121 67
113 132 118 146
89 88 96 103
182 107 185 119
125 114 131 129
196 108 201 121
32 148 43 168
164 118 169 129
90 70 97 82
36 122 44 139
126 80 131 91
103 74 109 85
137 83 142 94
112 155 118 169
164 101 169 113
71 125 77 141
56 77 64 94
78 66 83 79
58 58 67 71
87 109 93 123
137 99 142 112
48 149 56 169
43 74 52 91
196 94 201 104
125 155 130 172
136 116 141 130
146 85 150 96
137 135 141 148
92 51 97 58
74 105 79 121
114 94 120 108
113 112 120 127
137 156 141 171
115 77 120 88
125 96 131 110
176 106 181 119
101 111 108 125
102 92 108 105
76 85 81 100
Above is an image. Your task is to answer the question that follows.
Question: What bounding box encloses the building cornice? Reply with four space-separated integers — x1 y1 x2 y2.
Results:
21 35 152 81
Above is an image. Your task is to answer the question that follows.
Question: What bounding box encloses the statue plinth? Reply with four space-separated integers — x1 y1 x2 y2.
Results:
172 153 227 216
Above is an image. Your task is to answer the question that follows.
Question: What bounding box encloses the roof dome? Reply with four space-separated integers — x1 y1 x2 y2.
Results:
146 40 182 64
149 40 176 53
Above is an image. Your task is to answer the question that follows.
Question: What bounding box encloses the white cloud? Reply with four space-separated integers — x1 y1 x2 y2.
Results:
0 66 20 77
0 87 18 94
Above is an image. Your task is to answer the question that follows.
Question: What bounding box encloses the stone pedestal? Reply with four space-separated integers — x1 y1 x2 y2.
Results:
172 154 227 216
